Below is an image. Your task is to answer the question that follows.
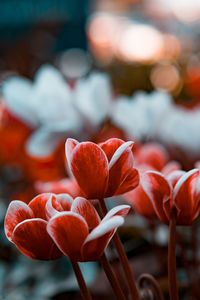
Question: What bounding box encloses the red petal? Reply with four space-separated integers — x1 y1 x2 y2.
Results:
28 193 51 220
65 138 79 167
46 193 73 219
135 143 168 171
124 185 157 219
106 141 134 196
13 219 62 260
109 141 134 169
71 197 100 229
162 161 181 176
47 212 88 261
5 201 33 242
35 178 83 198
114 168 139 196
82 216 124 261
70 142 109 199
46 195 61 219
102 205 130 222
167 170 185 188
141 171 171 224
56 194 73 211
99 138 124 162
173 169 200 225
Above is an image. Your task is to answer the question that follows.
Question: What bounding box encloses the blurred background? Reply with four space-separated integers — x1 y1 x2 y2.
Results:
0 0 200 299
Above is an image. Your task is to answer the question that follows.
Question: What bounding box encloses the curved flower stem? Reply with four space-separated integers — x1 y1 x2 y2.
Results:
107 242 129 296
99 198 140 300
138 273 165 300
100 253 126 300
168 207 179 300
71 261 92 300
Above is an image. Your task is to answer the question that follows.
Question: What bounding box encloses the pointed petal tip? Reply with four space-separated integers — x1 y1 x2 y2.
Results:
84 215 124 244
102 205 131 222
65 138 79 166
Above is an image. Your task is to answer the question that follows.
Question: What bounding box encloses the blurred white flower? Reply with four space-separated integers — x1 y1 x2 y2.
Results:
32 65 78 125
1 76 38 127
157 106 200 158
74 72 113 128
2 65 81 157
111 90 172 140
2 66 113 158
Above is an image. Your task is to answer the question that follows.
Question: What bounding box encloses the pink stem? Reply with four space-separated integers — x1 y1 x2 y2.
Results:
99 198 140 300
71 261 92 300
168 207 179 300
100 253 126 300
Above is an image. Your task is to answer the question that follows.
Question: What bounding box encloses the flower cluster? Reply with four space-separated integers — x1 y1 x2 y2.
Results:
124 143 200 225
124 143 180 219
5 193 130 262
4 135 200 300
140 168 200 225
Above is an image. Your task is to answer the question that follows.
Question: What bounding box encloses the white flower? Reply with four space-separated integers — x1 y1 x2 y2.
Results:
2 65 81 158
31 64 77 125
74 72 113 128
157 106 200 158
111 90 172 140
2 76 38 127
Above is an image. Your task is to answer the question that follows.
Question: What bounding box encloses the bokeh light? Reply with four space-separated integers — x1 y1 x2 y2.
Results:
151 62 181 93
117 23 164 63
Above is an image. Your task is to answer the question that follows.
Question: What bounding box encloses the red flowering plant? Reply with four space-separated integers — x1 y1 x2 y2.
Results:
124 162 182 219
65 138 139 199
34 137 139 209
141 168 200 226
124 143 181 219
4 192 130 300
4 193 62 260
5 192 129 262
137 168 200 300
46 195 130 262
35 137 140 299
65 137 140 300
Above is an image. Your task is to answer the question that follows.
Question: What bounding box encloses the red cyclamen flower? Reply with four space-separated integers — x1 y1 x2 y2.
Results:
124 161 181 219
140 169 200 225
46 195 130 261
4 193 62 260
65 138 139 199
